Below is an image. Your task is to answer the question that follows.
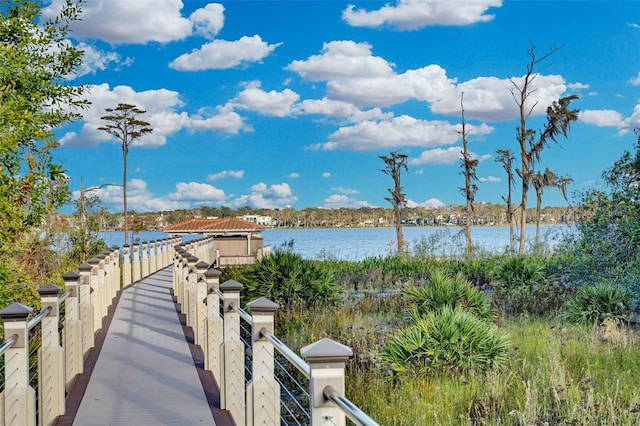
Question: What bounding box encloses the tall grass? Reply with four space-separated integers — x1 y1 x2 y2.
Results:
276 293 640 425
347 318 640 425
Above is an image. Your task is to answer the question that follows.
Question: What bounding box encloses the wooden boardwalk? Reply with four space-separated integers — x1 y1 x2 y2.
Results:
56 267 233 426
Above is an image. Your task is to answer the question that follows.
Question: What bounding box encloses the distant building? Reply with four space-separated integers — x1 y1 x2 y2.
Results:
238 214 273 227
164 217 269 267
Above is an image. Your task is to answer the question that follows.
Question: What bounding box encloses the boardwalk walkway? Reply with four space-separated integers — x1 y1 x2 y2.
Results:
56 267 231 426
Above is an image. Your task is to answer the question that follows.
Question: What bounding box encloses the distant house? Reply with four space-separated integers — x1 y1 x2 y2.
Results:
164 217 270 267
238 214 273 227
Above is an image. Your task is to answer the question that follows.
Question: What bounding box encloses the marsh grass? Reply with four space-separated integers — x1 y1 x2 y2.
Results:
279 298 640 425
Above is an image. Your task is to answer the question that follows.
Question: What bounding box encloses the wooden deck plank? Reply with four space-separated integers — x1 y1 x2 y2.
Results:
69 268 219 426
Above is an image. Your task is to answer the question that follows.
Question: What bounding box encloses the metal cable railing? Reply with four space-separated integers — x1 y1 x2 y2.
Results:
0 333 19 393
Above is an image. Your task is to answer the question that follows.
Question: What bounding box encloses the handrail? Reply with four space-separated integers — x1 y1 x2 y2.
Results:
57 289 73 304
230 303 252 324
0 334 18 356
323 385 380 426
261 329 311 377
27 305 52 331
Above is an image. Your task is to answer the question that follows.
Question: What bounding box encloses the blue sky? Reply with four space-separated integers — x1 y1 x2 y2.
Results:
45 0 640 213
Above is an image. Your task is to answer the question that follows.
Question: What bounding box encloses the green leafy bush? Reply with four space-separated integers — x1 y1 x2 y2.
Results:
492 256 569 315
404 269 496 321
561 282 633 324
235 250 340 309
381 306 510 376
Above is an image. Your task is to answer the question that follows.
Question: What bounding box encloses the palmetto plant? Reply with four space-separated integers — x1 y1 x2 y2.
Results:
561 282 632 324
404 269 496 321
239 250 340 309
381 306 510 376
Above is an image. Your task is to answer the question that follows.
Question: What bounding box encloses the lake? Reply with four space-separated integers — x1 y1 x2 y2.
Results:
101 225 572 261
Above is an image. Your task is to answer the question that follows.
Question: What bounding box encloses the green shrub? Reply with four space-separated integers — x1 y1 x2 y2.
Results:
381 306 510 376
492 256 569 315
235 250 340 309
0 255 39 310
404 269 496 321
561 282 633 324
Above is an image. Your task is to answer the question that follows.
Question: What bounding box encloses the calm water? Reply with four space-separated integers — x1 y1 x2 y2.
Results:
100 225 572 261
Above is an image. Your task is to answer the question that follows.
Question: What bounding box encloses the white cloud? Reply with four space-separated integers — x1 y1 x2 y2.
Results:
74 42 133 77
298 98 392 122
286 41 394 81
44 0 193 44
479 176 501 183
167 182 227 203
579 109 625 127
331 187 360 195
169 35 281 71
288 173 300 178
342 0 502 30
190 3 225 39
231 182 298 209
207 170 245 181
230 81 300 117
289 40 570 121
431 74 567 121
628 72 640 86
322 172 332 178
406 198 445 208
568 82 590 90
78 179 190 212
410 147 492 165
311 115 493 152
322 194 375 209
59 84 248 147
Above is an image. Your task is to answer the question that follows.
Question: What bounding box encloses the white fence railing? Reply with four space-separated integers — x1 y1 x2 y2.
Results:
174 238 379 426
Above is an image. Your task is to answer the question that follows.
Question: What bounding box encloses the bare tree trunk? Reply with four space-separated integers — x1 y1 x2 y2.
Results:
123 148 128 245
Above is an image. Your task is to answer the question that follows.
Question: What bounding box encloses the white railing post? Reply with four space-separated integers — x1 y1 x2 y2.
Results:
62 271 83 392
195 261 209 348
88 257 104 332
122 244 131 287
186 255 198 328
37 284 65 426
220 279 245 425
132 242 141 283
247 297 280 426
78 263 95 355
110 246 120 298
160 239 167 268
149 240 157 274
0 302 36 426
172 248 183 308
141 241 149 279
204 267 222 381
301 338 353 426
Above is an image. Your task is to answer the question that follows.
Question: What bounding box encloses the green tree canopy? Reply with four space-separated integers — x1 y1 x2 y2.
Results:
0 0 86 253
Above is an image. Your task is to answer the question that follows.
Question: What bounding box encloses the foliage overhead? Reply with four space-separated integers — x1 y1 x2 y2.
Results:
0 0 86 252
